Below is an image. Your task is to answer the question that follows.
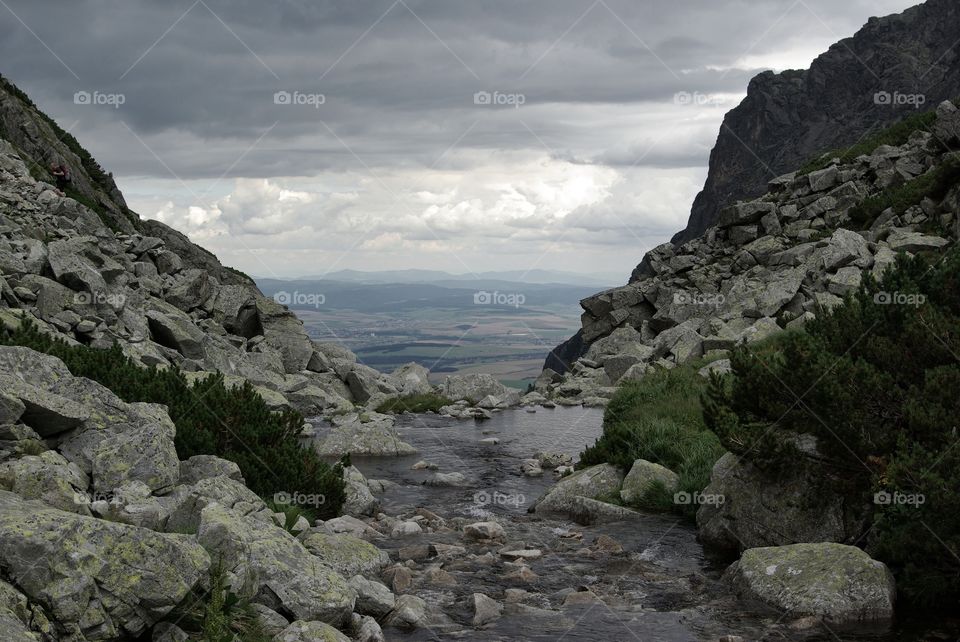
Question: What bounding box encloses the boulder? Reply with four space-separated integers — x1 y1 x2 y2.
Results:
472 593 503 627
299 530 390 577
0 451 89 515
697 453 869 553
348 575 395 618
341 465 378 517
463 521 506 541
314 415 416 457
531 463 624 517
178 455 243 486
196 504 355 626
619 459 680 504
90 420 179 493
0 491 209 639
885 230 949 253
383 594 429 631
389 362 434 396
277 620 351 642
440 374 511 404
725 543 895 625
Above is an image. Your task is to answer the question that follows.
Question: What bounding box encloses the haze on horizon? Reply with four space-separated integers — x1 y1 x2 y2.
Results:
0 0 917 280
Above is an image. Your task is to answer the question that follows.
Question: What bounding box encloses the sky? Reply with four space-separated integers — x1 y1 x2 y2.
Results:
0 0 919 281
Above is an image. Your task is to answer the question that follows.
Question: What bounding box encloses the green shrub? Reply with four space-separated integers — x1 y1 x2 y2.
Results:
798 109 938 176
704 246 960 606
579 365 725 516
0 320 345 519
375 393 451 414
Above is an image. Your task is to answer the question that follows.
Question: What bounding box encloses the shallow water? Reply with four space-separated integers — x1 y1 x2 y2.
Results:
315 407 947 641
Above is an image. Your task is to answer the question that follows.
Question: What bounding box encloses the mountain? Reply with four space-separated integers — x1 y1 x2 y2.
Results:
539 98 960 399
294 268 620 288
673 0 960 243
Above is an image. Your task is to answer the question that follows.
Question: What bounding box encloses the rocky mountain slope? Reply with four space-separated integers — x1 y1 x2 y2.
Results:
539 99 959 402
673 0 960 243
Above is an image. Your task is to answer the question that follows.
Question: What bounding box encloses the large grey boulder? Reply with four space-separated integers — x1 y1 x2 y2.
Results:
299 529 390 577
90 419 179 493
164 475 267 534
196 504 355 626
315 415 416 457
531 463 624 517
697 452 869 553
341 465 378 517
440 373 511 404
0 451 89 515
348 575 395 618
389 362 434 396
725 543 895 624
0 491 209 639
277 620 351 642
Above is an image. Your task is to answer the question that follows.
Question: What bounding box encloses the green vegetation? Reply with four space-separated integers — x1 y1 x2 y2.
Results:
798 109 939 176
0 320 345 519
375 392 452 414
579 362 726 516
849 155 960 227
704 246 960 606
167 562 272 642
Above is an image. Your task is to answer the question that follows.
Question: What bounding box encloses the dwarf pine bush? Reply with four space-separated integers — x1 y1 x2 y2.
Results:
704 246 960 606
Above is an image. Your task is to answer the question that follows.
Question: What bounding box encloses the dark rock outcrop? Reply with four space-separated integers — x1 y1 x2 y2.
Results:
674 0 960 242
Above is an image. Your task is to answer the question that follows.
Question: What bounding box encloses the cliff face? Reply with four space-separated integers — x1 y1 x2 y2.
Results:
674 0 960 243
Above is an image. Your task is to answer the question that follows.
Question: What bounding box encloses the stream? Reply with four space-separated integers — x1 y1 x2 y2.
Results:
317 407 943 642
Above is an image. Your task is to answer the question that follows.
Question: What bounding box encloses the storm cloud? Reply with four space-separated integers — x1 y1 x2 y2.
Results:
0 0 918 278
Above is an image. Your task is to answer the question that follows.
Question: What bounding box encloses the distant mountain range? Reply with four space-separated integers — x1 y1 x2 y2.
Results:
278 268 622 288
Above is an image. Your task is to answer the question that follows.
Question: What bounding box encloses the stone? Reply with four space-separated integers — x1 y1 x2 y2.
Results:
567 496 640 525
91 420 179 493
827 266 862 296
0 491 209 639
424 472 468 487
814 229 872 272
620 459 680 504
718 202 776 228
341 465 378 517
178 455 243 485
520 459 544 477
0 451 89 515
463 521 506 541
390 521 422 538
440 374 512 404
165 475 266 534
315 415 416 457
300 530 390 576
276 620 351 642
535 451 573 469
725 543 895 625
472 593 503 627
389 362 434 396
885 230 949 253
354 614 386 642
383 594 428 631
532 463 624 517
348 575 395 618
196 504 355 626
807 166 839 192
697 453 869 553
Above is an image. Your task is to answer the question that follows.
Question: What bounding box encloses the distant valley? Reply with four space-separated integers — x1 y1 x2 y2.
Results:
255 269 616 388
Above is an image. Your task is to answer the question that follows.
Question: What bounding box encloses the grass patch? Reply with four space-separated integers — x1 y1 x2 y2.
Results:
797 109 939 176
0 320 346 519
375 393 452 414
166 561 273 642
578 364 726 517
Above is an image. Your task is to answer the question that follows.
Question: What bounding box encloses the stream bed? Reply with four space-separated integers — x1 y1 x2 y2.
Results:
317 407 947 641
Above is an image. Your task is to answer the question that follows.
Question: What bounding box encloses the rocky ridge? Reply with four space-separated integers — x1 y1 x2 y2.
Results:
674 0 960 242
541 99 960 405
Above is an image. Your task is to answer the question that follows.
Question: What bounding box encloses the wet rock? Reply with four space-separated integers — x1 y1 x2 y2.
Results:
568 496 640 525
383 565 413 593
342 465 378 517
464 521 506 541
383 594 431 630
422 566 457 586
725 543 895 625
411 460 438 470
592 534 623 553
315 414 416 457
424 472 468 487
502 565 538 584
354 614 386 642
520 459 544 477
563 590 602 607
535 451 573 469
472 593 503 627
391 521 423 538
